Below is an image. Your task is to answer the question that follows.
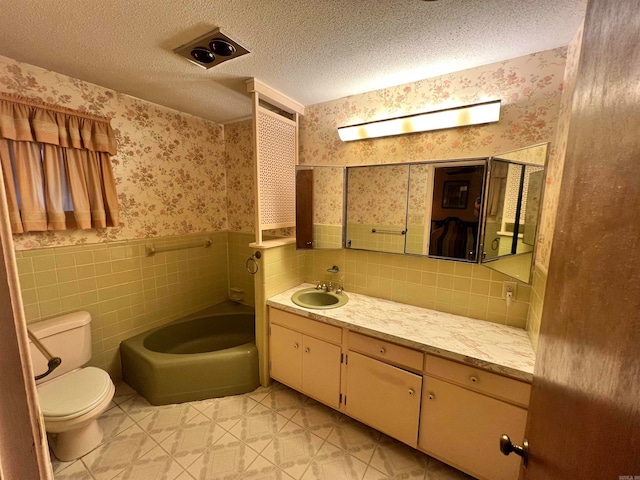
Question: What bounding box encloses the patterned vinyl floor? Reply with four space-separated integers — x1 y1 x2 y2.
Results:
51 381 474 480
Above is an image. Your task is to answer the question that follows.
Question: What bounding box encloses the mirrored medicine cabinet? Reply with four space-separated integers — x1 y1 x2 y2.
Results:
295 143 548 284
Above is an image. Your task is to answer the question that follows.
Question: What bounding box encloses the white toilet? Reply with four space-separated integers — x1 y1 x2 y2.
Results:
28 311 115 461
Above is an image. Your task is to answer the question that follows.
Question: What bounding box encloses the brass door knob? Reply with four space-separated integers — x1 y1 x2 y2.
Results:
499 434 529 467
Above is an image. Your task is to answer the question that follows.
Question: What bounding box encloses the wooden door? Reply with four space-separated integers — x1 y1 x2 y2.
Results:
420 376 527 480
269 324 302 390
295 168 314 249
519 1 640 477
345 351 422 447
301 335 341 408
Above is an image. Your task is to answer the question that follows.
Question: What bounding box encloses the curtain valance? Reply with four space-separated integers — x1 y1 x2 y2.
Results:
0 93 120 234
0 93 117 155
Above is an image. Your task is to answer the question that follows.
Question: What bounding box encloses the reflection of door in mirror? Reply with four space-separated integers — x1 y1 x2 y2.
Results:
346 165 409 254
428 165 485 261
406 164 434 255
295 166 345 250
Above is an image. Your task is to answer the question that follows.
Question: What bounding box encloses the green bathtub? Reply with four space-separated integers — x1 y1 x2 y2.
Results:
120 301 259 405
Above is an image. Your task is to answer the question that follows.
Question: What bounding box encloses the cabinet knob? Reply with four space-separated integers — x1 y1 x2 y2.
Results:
428 393 435 400
379 347 386 354
293 343 299 349
470 376 478 383
408 388 415 396
305 347 310 353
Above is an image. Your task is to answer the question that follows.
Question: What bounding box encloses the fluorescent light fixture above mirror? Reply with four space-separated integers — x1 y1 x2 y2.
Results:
337 100 501 142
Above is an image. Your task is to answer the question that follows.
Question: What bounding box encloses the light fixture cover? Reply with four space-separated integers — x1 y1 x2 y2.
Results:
175 28 250 69
337 100 501 141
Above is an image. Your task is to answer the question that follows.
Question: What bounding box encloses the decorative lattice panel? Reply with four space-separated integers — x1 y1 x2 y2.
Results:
504 165 534 224
257 109 296 227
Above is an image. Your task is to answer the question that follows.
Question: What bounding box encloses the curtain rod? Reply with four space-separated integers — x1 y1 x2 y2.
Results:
0 92 113 123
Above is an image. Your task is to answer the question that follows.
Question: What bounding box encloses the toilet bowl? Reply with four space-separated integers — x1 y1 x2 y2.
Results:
28 312 116 461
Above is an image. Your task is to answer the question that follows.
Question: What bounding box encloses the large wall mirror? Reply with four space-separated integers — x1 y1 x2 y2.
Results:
295 143 548 284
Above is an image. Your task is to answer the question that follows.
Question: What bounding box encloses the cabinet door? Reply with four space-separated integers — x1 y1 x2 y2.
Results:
419 376 527 480
269 324 302 390
345 351 422 447
302 336 341 409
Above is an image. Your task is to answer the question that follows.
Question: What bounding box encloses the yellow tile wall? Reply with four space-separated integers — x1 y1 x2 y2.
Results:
227 232 257 306
526 265 547 351
304 249 532 328
16 232 230 379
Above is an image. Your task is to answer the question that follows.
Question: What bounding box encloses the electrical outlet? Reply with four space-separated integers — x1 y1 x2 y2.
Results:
502 281 518 299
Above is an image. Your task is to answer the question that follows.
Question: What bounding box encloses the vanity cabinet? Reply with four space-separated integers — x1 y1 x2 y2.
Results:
419 354 530 480
344 350 422 446
269 308 342 408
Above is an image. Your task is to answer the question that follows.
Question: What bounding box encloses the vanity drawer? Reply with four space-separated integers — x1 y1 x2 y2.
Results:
269 307 342 344
424 354 531 407
349 332 423 371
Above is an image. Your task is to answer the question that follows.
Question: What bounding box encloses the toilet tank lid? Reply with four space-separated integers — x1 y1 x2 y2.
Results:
29 311 91 339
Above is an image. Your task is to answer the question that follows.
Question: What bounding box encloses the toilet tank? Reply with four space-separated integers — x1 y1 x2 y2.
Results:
28 311 92 383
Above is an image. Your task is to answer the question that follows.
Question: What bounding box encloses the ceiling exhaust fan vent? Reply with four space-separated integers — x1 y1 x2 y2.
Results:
174 28 250 69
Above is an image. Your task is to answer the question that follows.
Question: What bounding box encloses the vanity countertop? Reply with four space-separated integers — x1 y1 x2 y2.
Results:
267 284 536 383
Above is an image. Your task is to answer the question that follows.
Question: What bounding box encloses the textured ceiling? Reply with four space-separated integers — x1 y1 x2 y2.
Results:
0 0 587 124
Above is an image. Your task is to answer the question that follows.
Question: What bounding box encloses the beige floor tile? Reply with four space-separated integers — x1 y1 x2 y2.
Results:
111 445 186 480
82 424 158 480
186 432 259 480
239 455 295 479
300 442 367 480
159 413 227 469
98 404 136 440
119 395 157 423
193 394 260 430
52 458 93 479
259 386 308 419
113 382 138 405
326 418 380 464
261 421 325 480
289 400 343 440
228 403 290 453
368 436 429 479
136 403 201 443
361 466 392 480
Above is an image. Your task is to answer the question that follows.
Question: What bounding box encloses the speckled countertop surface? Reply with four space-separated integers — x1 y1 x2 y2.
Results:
267 284 536 383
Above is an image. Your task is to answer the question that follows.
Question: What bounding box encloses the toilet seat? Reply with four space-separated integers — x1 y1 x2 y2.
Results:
37 367 112 421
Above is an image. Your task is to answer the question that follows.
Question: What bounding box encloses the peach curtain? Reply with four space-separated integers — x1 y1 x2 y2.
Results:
0 95 119 233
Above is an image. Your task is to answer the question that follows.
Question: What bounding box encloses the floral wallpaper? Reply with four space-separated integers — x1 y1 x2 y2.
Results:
313 167 344 226
346 165 409 226
0 54 227 250
536 26 584 269
300 47 567 167
225 119 255 234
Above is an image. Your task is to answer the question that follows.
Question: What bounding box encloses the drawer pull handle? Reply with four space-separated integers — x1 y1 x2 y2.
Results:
428 393 435 401
305 347 310 353
379 347 386 354
293 343 299 349
470 376 478 383
408 388 415 396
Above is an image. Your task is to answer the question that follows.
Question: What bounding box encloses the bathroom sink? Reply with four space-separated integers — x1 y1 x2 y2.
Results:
291 288 349 309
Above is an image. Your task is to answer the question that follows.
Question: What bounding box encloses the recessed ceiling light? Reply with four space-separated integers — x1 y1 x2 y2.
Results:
209 39 236 57
175 28 249 69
